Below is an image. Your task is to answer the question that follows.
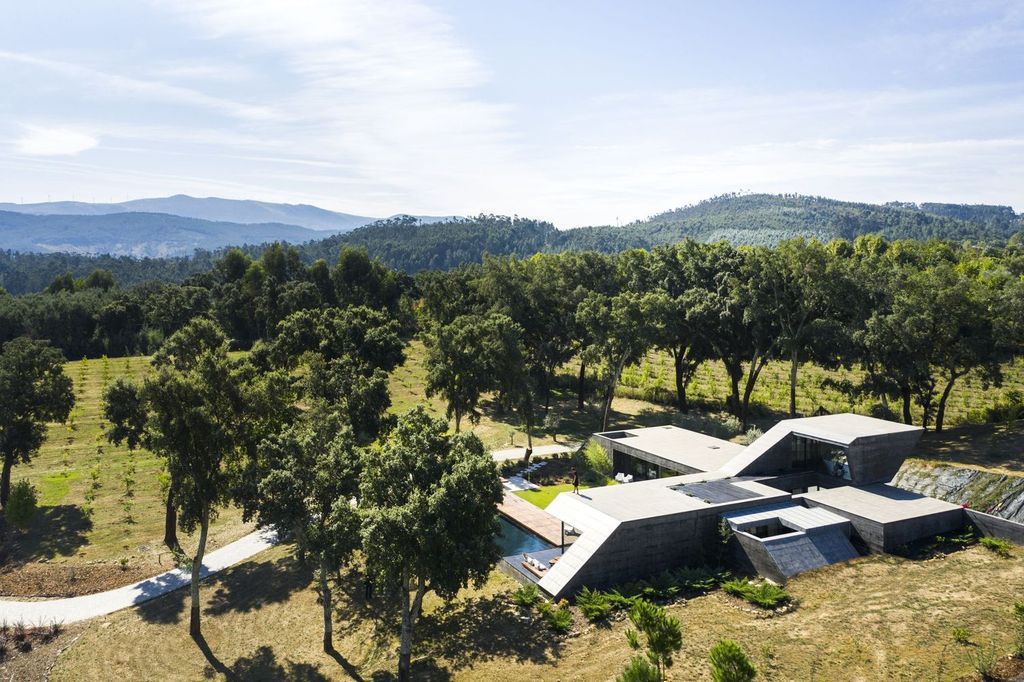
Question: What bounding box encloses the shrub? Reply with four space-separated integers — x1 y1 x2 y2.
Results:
616 655 660 682
951 626 972 645
966 640 1000 680
722 578 790 609
537 600 573 633
4 480 38 530
979 536 1013 558
740 427 763 445
512 583 540 608
576 586 613 622
708 639 757 682
626 599 683 678
580 441 612 483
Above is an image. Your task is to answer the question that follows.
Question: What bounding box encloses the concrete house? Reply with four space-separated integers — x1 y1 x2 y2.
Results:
513 414 1021 600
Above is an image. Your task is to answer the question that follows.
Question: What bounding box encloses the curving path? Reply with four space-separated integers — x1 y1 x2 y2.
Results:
0 528 279 626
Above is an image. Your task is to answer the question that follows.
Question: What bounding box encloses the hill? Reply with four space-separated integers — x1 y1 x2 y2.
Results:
0 211 329 258
0 194 375 232
298 194 1023 273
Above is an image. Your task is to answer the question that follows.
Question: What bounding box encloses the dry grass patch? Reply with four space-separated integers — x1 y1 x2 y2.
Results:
50 543 1024 681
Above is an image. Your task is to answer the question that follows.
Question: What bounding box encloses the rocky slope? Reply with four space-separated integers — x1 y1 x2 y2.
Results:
894 462 1024 523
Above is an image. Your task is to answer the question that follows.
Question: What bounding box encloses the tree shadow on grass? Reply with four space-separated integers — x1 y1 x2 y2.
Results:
417 594 562 672
7 505 92 563
204 551 313 616
196 637 330 681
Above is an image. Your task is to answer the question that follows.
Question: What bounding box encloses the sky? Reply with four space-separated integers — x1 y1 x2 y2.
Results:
1 0 1022 227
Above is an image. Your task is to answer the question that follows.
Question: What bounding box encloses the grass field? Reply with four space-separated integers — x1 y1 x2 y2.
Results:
44 542 1024 681
1 355 251 594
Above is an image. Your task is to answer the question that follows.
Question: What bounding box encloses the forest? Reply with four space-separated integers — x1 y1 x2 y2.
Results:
2 193 1021 295
2 234 1023 435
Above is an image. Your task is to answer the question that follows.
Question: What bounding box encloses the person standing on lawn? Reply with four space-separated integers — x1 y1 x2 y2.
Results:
571 467 579 494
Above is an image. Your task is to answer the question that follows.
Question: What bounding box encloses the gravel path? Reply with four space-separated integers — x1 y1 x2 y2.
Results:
0 528 279 626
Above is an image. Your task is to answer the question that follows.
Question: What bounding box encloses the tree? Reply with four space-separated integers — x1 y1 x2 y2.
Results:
703 247 783 426
250 410 361 651
423 312 507 432
766 239 851 416
578 291 661 431
360 406 503 682
617 655 662 682
625 599 683 680
708 639 757 682
105 319 290 637
0 338 74 507
105 318 231 551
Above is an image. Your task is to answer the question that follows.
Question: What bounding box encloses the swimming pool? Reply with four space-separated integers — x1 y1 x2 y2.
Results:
497 516 554 556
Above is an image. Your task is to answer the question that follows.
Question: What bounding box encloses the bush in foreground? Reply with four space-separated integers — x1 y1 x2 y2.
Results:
722 578 790 609
617 655 661 682
3 480 38 530
979 536 1013 558
709 639 757 682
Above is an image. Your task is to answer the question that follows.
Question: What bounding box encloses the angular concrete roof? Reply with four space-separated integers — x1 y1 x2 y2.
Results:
564 474 789 522
595 424 743 473
799 483 962 523
780 413 923 446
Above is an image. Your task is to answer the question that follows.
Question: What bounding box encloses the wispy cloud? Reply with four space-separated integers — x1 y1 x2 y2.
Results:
14 125 98 156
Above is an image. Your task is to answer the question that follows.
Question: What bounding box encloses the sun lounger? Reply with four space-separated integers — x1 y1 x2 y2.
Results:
521 561 546 579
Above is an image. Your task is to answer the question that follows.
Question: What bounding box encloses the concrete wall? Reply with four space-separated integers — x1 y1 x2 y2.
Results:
966 509 1024 545
846 430 922 484
802 499 964 552
732 532 786 583
552 497 784 595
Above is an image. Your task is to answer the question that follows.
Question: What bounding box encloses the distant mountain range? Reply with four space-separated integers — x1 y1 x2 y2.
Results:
0 195 460 257
0 192 1019 262
0 194 374 232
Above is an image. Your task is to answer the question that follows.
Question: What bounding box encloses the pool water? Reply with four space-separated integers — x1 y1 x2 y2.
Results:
497 516 553 556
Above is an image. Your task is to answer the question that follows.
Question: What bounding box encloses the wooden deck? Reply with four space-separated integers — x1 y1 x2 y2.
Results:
498 491 566 546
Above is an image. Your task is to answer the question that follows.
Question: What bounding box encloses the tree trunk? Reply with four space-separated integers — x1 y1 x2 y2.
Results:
935 375 959 433
672 348 688 412
453 411 462 433
901 388 913 425
163 483 179 551
723 360 742 418
739 355 768 429
576 359 587 411
0 453 13 508
189 508 210 638
398 567 413 682
789 348 800 417
320 556 333 652
601 353 630 431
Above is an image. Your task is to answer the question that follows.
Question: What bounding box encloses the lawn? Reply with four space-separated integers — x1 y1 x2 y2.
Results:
513 483 589 509
43 542 1024 681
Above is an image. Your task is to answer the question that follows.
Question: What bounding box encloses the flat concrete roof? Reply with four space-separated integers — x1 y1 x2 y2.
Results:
799 483 962 523
563 474 789 523
782 413 923 446
596 425 743 473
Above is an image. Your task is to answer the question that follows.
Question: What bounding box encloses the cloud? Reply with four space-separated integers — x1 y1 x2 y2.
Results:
15 126 98 156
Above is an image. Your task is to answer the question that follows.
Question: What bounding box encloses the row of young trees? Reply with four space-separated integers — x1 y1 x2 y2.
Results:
419 236 1024 432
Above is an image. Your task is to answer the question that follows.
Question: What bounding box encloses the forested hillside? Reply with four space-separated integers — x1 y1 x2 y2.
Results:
1 194 1021 292
301 194 1023 273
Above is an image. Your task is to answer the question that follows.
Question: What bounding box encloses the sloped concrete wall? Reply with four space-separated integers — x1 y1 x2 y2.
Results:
966 509 1024 545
